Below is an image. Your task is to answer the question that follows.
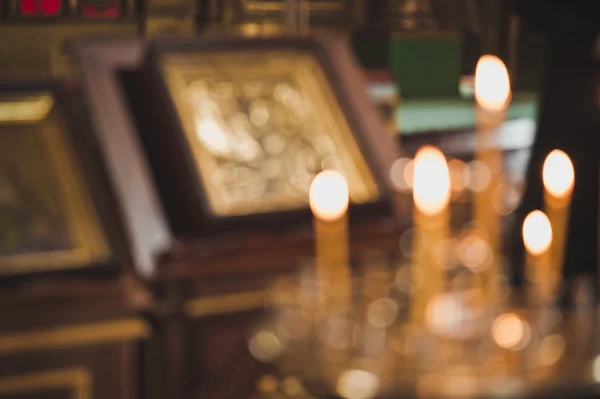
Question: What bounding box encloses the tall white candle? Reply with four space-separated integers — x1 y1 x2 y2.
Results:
522 210 553 303
411 146 451 325
309 170 351 311
474 55 511 304
542 150 574 301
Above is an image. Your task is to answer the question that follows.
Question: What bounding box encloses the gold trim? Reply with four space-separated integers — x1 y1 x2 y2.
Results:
0 368 92 399
0 93 110 275
241 0 345 12
0 319 149 355
186 290 270 318
0 94 53 123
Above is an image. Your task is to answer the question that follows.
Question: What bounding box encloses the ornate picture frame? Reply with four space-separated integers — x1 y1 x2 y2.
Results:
123 37 401 234
0 89 110 276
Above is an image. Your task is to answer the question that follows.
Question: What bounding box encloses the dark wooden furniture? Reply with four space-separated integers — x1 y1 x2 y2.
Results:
0 82 158 399
0 290 155 399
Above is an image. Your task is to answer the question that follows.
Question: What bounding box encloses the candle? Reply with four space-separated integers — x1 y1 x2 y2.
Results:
522 210 553 302
309 170 351 310
542 150 574 300
411 146 451 325
474 55 511 304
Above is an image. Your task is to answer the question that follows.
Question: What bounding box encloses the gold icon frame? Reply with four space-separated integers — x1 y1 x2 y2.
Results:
0 92 109 275
160 50 380 217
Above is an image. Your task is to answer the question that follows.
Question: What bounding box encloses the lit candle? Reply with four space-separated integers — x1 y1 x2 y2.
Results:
522 210 553 302
474 55 511 303
542 150 574 300
309 170 351 310
411 146 451 325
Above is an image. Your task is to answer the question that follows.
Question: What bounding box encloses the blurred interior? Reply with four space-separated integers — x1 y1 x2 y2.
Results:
0 1 599 399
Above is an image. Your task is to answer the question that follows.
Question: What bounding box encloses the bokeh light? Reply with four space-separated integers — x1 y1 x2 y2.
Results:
413 146 451 216
426 294 463 337
309 170 349 221
467 160 491 192
492 313 530 350
543 150 574 199
389 158 413 191
539 334 565 367
448 158 469 193
475 55 511 111
337 369 380 399
522 210 553 256
367 297 399 328
249 329 286 362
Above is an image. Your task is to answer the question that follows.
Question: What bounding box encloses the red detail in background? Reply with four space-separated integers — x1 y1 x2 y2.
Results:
80 0 121 18
21 0 61 16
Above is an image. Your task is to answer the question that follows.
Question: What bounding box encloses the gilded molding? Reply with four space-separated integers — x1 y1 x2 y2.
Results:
0 367 92 399
185 290 271 318
0 319 149 355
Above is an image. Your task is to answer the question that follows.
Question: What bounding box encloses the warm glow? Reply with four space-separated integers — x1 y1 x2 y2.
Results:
196 118 231 155
492 313 529 350
543 150 574 199
389 158 413 191
467 160 491 192
593 355 600 382
539 334 565 367
248 330 284 362
413 146 451 216
475 55 511 111
522 210 553 256
367 298 399 328
336 369 380 399
309 170 349 222
426 294 462 337
448 159 468 192
458 234 492 272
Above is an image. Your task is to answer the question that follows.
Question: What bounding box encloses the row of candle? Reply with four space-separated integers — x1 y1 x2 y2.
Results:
307 54 575 324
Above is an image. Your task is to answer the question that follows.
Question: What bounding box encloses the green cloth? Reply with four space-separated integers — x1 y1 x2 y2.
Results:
390 35 461 98
397 93 538 134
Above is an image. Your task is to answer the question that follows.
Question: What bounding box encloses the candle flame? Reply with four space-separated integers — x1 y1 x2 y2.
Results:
475 55 511 112
413 146 451 216
309 170 349 222
543 150 574 199
522 210 552 256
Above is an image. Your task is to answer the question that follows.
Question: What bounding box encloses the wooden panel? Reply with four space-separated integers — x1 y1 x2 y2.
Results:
0 23 138 80
207 0 363 28
0 318 150 399
191 310 270 399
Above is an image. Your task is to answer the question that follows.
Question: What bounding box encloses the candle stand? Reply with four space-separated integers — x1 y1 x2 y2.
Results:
249 159 598 399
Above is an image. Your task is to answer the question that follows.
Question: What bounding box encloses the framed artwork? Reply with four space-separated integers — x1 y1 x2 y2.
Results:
0 91 109 275
161 50 379 217
124 37 401 233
